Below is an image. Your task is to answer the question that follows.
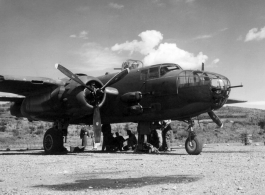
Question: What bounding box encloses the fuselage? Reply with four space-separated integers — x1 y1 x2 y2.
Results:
96 63 231 124
15 63 231 124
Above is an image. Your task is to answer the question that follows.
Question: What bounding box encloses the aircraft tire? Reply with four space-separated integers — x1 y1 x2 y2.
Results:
185 136 203 155
43 128 64 154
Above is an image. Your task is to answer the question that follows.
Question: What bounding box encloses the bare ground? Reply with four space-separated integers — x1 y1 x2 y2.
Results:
1 143 265 195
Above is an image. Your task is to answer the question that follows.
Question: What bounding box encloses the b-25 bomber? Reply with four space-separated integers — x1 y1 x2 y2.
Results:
0 60 243 155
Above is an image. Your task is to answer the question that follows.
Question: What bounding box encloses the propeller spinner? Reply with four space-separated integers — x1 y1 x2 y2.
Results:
55 64 129 143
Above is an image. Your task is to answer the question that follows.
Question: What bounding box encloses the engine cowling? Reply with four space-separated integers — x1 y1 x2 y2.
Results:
10 102 24 117
20 75 107 121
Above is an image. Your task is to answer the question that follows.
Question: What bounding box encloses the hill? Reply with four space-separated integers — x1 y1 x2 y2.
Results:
0 103 264 149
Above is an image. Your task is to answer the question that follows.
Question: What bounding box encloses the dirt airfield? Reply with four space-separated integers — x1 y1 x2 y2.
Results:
1 143 265 195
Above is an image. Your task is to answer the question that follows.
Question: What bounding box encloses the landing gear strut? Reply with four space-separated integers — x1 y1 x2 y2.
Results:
43 119 69 154
184 119 203 155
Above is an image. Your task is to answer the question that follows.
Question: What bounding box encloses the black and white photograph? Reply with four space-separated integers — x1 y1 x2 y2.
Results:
1 0 265 194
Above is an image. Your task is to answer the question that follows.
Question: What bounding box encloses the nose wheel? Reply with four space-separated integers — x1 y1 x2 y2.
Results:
184 119 203 155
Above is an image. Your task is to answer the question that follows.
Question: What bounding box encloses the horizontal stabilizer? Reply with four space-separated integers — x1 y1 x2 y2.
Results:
226 99 247 104
0 96 24 103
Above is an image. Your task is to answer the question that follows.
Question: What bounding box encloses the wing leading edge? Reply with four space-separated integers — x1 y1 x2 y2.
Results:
0 75 62 96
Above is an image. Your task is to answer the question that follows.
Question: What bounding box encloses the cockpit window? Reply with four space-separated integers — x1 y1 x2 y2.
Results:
149 67 159 79
160 65 181 77
140 69 148 81
178 70 230 89
178 70 204 87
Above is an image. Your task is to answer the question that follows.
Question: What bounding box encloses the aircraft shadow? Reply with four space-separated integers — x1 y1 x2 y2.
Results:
0 150 64 156
202 150 251 154
34 175 202 191
73 150 187 156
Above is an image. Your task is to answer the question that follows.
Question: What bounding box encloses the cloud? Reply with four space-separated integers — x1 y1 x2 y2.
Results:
245 26 265 42
109 3 124 9
212 58 220 64
194 34 213 40
79 43 122 70
207 58 220 68
79 31 88 39
111 30 208 69
220 28 228 32
70 31 88 39
69 35 77 38
112 30 163 55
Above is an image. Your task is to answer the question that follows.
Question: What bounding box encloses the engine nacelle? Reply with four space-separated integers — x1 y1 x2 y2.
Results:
20 75 107 121
10 102 24 117
121 91 142 103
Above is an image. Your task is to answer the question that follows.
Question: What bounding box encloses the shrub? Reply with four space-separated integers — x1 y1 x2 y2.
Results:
34 128 44 135
12 129 19 137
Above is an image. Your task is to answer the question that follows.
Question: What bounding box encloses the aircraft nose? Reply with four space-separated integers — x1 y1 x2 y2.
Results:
209 74 231 109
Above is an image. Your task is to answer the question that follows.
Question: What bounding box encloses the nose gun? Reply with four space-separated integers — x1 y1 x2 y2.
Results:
228 84 243 89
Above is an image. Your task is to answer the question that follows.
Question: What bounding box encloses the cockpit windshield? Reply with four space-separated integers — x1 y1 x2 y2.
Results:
178 70 230 89
160 64 182 77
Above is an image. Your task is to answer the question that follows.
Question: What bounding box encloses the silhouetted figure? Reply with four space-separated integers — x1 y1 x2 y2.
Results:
150 121 163 150
123 130 137 151
161 120 173 151
80 126 89 148
90 131 97 150
101 124 111 151
115 132 125 151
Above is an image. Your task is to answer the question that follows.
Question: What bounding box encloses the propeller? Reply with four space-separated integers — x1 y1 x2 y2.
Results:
208 110 223 128
55 64 129 143
55 64 94 92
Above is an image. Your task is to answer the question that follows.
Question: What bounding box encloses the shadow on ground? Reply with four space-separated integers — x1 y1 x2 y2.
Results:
34 175 202 191
203 150 251 154
0 149 45 155
0 149 186 156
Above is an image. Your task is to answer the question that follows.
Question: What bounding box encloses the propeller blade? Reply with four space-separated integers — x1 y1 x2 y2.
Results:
208 110 223 128
55 64 93 92
101 68 129 90
93 105 102 143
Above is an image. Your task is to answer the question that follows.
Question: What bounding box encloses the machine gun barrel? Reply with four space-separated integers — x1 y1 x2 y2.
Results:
228 84 243 89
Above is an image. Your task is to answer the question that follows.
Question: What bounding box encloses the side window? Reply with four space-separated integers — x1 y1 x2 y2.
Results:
178 71 201 87
178 72 186 85
140 69 148 81
149 67 159 79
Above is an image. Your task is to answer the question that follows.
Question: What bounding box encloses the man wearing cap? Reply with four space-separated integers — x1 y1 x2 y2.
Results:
161 120 173 151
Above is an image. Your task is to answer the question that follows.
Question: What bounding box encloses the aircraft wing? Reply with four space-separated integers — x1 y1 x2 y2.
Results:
226 99 247 104
0 75 61 97
0 96 24 103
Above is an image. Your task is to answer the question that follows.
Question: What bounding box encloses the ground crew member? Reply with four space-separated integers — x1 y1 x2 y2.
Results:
80 126 89 148
161 120 173 151
101 124 111 151
123 130 137 151
149 121 163 150
115 132 125 151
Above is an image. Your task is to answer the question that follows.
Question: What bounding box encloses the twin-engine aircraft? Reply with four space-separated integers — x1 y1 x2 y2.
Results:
0 60 243 155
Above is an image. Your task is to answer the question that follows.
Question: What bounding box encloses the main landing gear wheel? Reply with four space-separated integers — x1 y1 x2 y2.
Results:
43 128 64 154
185 136 203 155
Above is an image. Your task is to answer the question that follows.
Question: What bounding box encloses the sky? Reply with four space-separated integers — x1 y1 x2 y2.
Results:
1 0 265 109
